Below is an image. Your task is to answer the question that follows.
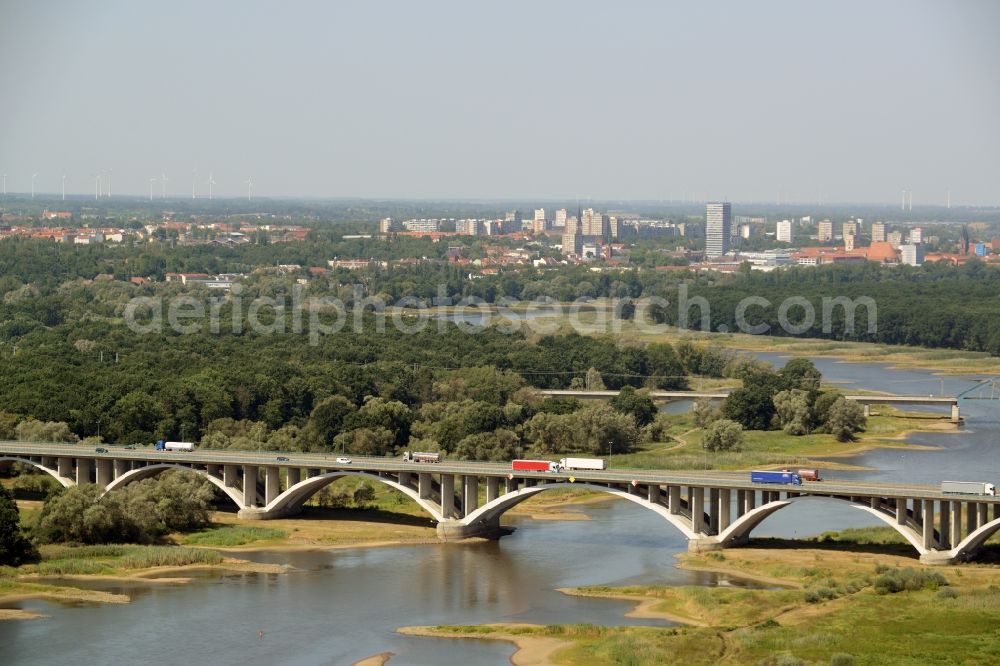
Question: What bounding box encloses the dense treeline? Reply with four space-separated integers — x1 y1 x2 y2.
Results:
656 261 1000 354
9 237 1000 354
0 297 717 456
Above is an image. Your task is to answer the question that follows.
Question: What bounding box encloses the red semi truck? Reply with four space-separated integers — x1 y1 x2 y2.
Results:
512 459 560 472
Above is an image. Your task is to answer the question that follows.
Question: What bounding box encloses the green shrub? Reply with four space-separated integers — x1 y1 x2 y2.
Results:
830 654 855 666
873 567 948 594
937 587 958 599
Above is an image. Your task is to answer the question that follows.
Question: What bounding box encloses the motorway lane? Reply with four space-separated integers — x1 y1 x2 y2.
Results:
1 441 996 502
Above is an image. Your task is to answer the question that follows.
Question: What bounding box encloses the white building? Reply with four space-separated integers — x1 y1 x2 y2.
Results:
899 243 925 266
554 208 567 228
909 227 923 244
705 202 731 257
776 219 793 243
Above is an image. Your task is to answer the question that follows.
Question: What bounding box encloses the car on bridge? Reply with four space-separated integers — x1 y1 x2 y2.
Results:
335 457 352 464
276 456 290 462
124 444 136 450
95 447 108 453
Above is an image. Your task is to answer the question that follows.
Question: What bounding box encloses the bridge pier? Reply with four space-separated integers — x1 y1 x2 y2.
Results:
463 476 479 517
243 465 258 507
76 458 92 485
718 488 731 531
922 500 935 550
668 485 680 514
486 476 500 503
287 467 301 488
265 467 280 505
951 404 960 422
939 500 951 549
96 459 113 488
418 473 433 500
440 474 455 519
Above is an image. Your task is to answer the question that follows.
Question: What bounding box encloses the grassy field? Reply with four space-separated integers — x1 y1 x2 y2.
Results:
404 528 1000 665
609 406 951 473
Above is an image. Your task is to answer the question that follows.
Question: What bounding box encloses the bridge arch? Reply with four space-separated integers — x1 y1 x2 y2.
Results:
460 482 701 539
0 456 74 488
951 517 1000 560
261 471 444 521
716 495 928 555
103 464 245 509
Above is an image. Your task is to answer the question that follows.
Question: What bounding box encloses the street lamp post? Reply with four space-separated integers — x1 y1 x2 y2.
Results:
607 440 613 469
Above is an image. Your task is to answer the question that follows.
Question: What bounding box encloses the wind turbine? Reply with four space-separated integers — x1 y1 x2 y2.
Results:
149 177 157 202
105 169 112 198
62 174 66 201
192 169 198 199
947 189 951 209
95 174 101 200
208 172 216 200
247 176 253 202
31 173 37 199
161 171 168 199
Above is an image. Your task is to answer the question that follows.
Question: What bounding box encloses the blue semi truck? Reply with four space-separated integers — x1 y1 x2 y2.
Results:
750 470 802 485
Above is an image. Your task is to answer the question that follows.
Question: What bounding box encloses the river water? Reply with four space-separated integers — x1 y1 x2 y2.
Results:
2 355 998 665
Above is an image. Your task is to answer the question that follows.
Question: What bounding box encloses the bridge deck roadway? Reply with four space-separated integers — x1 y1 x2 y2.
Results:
1 441 994 504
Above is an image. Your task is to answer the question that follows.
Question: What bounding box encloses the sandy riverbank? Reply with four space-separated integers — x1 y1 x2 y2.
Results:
397 625 572 666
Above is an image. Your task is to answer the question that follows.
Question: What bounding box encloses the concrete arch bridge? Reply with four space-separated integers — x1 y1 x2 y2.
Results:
2 442 998 565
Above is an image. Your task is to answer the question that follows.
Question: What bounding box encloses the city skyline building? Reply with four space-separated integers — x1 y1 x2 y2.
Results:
872 222 886 243
705 202 731 257
818 219 834 242
776 219 793 243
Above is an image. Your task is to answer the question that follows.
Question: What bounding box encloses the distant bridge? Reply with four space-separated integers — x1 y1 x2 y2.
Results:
540 390 962 421
2 441 997 564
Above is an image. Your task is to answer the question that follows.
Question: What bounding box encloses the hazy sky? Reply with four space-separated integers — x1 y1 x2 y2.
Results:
1 1 998 204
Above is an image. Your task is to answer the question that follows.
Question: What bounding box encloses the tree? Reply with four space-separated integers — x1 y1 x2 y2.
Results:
779 358 822 391
303 395 356 450
610 386 658 427
641 412 673 443
33 473 215 545
690 399 718 428
454 429 520 461
333 427 397 456
825 397 866 442
0 484 38 565
722 366 784 431
15 419 79 443
723 385 776 431
645 343 688 389
352 483 376 508
345 397 412 447
812 391 843 427
702 419 744 452
0 411 18 439
773 389 813 435
584 367 606 391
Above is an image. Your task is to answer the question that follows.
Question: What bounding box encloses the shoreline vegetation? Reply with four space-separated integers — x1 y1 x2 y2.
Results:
394 301 1000 376
0 544 286 620
532 309 1000 377
397 530 1000 665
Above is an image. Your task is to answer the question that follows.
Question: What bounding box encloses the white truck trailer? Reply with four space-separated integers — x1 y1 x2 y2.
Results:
941 481 996 496
559 457 606 471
